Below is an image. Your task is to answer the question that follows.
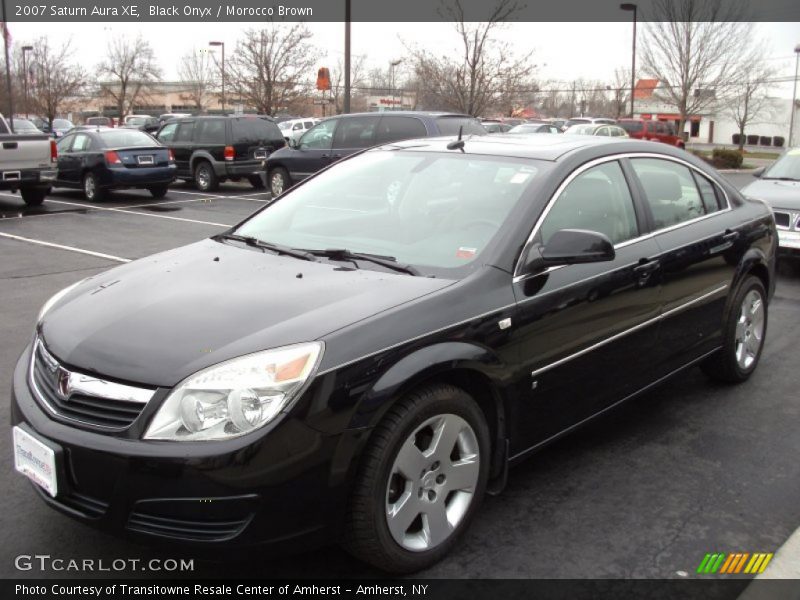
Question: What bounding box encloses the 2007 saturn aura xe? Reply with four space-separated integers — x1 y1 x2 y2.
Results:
11 134 776 572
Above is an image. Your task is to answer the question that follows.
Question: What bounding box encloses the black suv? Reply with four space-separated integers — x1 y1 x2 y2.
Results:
265 111 485 196
156 116 285 191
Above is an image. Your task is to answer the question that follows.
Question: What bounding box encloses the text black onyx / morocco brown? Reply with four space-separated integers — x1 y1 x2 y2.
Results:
11 134 776 573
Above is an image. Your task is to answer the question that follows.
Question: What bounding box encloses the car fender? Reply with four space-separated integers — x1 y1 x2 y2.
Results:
723 245 774 326
189 150 218 174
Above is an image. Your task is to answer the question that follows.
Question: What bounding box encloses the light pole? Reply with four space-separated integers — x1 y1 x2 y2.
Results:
389 59 402 111
344 0 351 114
22 45 33 119
620 3 637 118
789 44 800 148
209 41 225 114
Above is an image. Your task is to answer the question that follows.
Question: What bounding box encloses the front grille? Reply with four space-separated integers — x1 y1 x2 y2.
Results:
30 339 154 431
127 511 250 542
774 211 791 228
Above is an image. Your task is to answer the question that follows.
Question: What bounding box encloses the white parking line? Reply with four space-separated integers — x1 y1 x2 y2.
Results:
0 232 130 263
167 189 271 202
45 199 230 227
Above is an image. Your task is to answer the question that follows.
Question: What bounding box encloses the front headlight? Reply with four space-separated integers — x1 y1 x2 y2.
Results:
143 342 324 441
37 279 85 324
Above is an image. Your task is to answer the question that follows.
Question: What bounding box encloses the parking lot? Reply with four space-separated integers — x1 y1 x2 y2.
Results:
1 174 799 580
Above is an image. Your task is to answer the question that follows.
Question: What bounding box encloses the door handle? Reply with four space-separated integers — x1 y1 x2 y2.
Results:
722 230 740 243
633 259 660 276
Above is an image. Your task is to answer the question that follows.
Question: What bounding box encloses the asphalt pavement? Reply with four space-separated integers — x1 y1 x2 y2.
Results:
1 173 799 580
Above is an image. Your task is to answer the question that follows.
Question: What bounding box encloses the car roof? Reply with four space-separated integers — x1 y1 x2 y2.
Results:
377 133 675 162
332 111 475 120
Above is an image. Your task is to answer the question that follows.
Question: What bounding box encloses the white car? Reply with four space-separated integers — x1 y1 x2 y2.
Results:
279 118 320 143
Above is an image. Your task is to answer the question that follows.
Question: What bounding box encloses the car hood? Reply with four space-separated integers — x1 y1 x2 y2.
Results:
41 239 454 388
740 179 800 211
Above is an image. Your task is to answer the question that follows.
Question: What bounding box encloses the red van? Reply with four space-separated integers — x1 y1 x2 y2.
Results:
617 119 685 148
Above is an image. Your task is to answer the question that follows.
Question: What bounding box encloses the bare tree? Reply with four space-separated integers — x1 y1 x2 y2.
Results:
226 24 319 115
728 60 776 150
178 48 218 112
407 0 538 116
640 0 753 136
330 54 366 114
96 35 161 121
19 38 85 127
610 68 631 119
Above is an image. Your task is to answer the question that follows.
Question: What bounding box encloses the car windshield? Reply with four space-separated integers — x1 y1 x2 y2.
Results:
763 149 800 180
52 119 73 129
279 121 293 130
127 117 146 126
12 119 39 131
97 130 156 147
234 151 545 274
565 124 598 135
508 124 543 133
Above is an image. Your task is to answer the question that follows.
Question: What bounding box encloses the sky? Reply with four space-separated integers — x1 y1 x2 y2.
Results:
7 21 800 98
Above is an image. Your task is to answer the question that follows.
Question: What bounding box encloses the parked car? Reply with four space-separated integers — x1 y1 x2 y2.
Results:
741 148 800 257
9 118 44 135
85 116 114 128
123 116 161 133
158 113 192 125
508 123 562 134
52 128 176 201
481 120 512 133
545 118 567 130
565 123 629 137
562 117 616 131
278 117 320 143
155 115 285 191
617 119 686 149
12 135 776 573
265 111 487 196
49 119 74 138
0 113 57 206
67 125 111 133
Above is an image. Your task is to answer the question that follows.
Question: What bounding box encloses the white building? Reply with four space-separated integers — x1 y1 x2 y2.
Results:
633 79 800 147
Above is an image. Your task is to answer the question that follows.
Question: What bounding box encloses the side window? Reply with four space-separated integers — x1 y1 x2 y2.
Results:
539 161 639 246
157 122 178 143
631 158 707 229
654 122 666 135
333 116 379 149
56 135 74 153
299 119 337 150
374 116 428 145
692 171 724 213
71 134 91 152
596 127 610 136
174 122 195 143
292 123 303 131
195 120 226 144
303 121 314 129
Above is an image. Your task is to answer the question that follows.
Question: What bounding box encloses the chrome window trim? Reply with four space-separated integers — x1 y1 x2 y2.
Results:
529 284 728 378
29 338 155 430
512 152 732 279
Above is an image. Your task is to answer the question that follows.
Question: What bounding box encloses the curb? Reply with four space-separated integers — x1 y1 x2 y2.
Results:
738 526 800 600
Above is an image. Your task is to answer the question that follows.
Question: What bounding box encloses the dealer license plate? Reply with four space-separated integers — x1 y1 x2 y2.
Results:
13 426 58 497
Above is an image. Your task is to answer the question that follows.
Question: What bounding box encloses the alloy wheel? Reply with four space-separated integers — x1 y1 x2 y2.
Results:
270 172 285 196
734 289 765 370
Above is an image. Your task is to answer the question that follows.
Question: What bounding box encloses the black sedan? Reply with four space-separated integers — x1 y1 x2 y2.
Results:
52 128 176 200
11 135 776 573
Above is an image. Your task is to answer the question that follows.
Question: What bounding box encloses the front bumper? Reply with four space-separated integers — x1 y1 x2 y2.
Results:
10 343 356 551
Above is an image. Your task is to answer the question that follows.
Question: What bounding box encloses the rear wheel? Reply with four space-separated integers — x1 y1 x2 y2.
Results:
247 174 266 189
148 185 169 199
83 172 106 202
269 167 290 197
193 160 219 192
20 186 48 206
343 384 489 573
701 275 767 383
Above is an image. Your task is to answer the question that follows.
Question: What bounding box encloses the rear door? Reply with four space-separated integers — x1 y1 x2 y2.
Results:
330 115 380 161
60 133 92 184
171 121 195 177
374 115 428 145
290 118 338 181
54 134 77 185
193 119 227 164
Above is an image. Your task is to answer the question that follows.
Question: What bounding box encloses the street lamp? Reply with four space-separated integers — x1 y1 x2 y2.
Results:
620 3 637 118
209 41 225 113
22 45 33 119
389 59 403 111
789 44 800 148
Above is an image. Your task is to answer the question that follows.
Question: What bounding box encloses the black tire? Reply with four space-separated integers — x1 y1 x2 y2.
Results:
148 185 169 199
193 160 219 192
268 167 291 197
247 174 266 189
83 172 106 202
343 384 490 574
20 187 48 206
701 275 767 383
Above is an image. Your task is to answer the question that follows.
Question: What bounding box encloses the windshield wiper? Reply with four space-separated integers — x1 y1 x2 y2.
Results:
217 233 318 262
762 176 799 181
303 248 421 276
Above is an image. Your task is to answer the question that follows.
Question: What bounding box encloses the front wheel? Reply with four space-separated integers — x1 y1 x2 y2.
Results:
343 384 489 573
20 186 48 206
268 167 290 197
701 275 767 383
83 172 106 202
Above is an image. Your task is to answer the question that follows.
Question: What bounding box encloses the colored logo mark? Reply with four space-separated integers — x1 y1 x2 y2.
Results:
697 552 773 575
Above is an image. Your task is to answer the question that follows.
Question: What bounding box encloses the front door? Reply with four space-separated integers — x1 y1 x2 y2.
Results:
509 159 662 455
290 119 339 182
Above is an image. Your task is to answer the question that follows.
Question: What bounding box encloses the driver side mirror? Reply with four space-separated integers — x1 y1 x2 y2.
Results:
519 229 616 275
751 166 765 178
